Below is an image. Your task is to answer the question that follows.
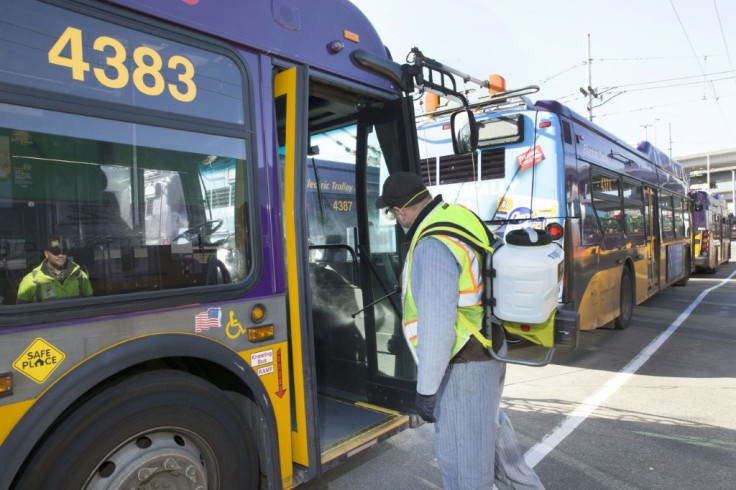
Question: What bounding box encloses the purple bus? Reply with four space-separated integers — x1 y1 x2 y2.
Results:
0 1 437 487
690 190 732 273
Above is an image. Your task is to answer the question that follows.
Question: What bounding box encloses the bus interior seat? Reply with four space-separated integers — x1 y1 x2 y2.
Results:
309 262 368 398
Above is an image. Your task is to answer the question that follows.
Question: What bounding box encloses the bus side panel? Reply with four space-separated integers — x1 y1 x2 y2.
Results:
571 155 604 330
0 331 284 489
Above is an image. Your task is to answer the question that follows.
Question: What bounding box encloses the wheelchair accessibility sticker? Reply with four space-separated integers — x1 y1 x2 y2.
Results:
14 338 66 383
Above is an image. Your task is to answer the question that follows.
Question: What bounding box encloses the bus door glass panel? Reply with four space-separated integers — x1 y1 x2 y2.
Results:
304 86 417 397
306 120 370 397
364 128 416 385
0 103 250 306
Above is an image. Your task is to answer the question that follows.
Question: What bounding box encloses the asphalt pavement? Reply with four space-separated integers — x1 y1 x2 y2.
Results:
300 260 736 489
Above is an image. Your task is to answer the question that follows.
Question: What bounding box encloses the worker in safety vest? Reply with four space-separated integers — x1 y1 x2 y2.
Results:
376 172 543 489
17 237 93 303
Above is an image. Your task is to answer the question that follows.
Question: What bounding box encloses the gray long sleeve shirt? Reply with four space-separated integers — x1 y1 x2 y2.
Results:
411 236 461 395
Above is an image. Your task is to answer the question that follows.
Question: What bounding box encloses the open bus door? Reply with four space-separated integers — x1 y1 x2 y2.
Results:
274 66 417 480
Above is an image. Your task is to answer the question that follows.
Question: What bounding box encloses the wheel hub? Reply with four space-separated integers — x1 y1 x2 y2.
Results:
85 431 210 489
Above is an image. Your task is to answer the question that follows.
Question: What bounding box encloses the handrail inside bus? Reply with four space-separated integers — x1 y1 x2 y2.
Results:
308 243 359 281
358 244 402 316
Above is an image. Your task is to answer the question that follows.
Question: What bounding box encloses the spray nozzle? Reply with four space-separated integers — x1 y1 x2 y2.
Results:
524 227 538 244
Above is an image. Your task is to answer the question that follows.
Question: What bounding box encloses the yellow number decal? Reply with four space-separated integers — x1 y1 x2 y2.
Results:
168 55 197 103
48 27 90 81
50 27 197 102
332 200 353 212
93 36 129 89
132 46 165 96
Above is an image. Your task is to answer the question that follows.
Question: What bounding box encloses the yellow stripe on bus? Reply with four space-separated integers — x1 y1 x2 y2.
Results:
0 399 35 445
274 67 310 469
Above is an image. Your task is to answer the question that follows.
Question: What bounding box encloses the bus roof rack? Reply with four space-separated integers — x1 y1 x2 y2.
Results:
405 48 539 117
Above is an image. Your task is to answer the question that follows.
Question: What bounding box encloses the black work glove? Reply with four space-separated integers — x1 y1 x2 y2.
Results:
415 392 437 423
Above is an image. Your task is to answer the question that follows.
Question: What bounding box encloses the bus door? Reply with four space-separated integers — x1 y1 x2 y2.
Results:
275 67 415 476
645 186 660 292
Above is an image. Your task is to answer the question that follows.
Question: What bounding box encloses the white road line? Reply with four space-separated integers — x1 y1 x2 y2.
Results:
524 269 736 468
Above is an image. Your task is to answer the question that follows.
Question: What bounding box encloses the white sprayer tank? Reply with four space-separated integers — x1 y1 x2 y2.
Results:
492 228 563 324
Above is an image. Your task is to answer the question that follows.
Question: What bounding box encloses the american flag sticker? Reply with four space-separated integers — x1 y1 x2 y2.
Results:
195 307 222 332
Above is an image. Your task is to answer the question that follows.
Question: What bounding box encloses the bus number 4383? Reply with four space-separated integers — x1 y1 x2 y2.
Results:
48 26 197 102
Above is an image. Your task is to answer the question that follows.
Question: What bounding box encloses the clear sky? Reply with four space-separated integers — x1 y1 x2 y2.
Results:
351 0 736 159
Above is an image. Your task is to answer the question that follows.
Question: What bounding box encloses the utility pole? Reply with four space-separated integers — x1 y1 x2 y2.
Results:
580 34 600 121
586 34 593 121
640 124 652 141
668 123 672 156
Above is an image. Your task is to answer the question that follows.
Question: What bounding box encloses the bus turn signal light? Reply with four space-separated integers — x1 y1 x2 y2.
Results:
0 372 13 397
248 324 274 343
343 29 360 43
251 304 266 323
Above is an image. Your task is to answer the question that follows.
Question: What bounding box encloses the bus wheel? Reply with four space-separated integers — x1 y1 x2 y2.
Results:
15 370 259 489
614 267 634 330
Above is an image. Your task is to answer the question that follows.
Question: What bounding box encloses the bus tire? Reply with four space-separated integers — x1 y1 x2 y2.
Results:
14 370 259 490
614 266 634 330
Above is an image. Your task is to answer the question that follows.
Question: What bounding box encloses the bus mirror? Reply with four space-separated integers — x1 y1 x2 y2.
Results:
450 109 478 154
693 201 703 213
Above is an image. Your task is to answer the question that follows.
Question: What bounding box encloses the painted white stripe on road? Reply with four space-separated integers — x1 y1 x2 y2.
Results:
524 269 736 468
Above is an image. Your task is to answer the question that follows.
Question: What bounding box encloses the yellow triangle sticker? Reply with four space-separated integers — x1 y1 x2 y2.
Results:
13 338 66 384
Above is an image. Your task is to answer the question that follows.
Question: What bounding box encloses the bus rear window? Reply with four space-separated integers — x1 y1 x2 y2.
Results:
477 114 524 147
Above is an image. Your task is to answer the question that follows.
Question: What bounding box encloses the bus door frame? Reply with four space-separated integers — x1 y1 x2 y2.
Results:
273 65 320 480
356 95 420 413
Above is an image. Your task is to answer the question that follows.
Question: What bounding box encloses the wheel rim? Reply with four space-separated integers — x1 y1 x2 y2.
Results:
84 429 216 490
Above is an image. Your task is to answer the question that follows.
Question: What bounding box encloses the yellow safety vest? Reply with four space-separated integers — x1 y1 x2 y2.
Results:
401 202 496 363
17 261 93 303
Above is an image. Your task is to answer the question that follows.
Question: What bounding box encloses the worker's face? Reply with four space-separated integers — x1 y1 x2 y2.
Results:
44 249 67 269
386 207 415 230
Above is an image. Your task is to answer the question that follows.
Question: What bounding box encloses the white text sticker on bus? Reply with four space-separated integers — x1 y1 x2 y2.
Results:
516 145 545 171
13 338 66 384
256 365 274 377
251 349 273 367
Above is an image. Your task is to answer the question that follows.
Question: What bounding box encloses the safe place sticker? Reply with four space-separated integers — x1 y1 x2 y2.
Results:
13 338 66 383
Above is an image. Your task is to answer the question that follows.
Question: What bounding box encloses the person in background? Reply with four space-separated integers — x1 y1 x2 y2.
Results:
376 172 543 489
17 237 93 303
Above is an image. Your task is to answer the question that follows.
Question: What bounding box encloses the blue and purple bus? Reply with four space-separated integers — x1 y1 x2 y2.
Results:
0 1 447 487
417 93 692 333
690 190 731 273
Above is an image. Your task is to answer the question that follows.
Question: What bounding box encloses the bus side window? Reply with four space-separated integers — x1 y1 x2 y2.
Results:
562 121 573 145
